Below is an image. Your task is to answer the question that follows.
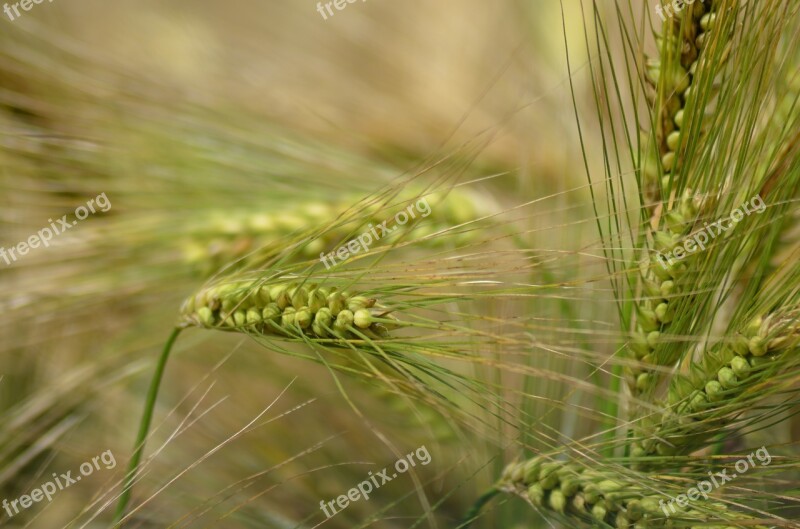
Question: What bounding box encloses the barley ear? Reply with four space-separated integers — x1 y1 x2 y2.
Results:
632 310 800 463
628 0 733 398
643 0 729 205
491 455 771 528
624 190 713 398
179 279 397 341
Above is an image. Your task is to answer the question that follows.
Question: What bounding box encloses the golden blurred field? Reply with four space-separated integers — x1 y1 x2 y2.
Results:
3 1 798 528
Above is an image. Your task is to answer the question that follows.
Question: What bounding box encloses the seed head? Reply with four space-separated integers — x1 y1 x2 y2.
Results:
180 280 396 341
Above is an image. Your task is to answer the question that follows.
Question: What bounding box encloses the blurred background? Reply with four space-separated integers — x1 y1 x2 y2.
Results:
0 1 632 528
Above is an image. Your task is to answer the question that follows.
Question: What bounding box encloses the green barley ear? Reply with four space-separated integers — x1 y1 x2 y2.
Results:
113 275 401 522
179 186 495 277
624 0 738 400
178 278 397 340
632 305 800 463
527 8 800 527
482 455 772 529
624 190 715 398
625 0 800 408
642 0 730 206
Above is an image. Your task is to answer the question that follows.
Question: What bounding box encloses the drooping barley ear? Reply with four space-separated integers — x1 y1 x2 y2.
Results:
631 309 800 463
490 455 770 528
179 279 398 341
114 277 399 522
180 187 492 276
180 202 337 275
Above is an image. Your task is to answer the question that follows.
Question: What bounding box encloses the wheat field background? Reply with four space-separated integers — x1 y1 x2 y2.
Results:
1 1 798 529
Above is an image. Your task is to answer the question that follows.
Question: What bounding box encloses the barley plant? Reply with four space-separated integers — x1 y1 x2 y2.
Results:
1 1 799 528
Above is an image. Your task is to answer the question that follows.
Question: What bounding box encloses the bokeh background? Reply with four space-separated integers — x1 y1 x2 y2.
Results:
0 1 649 528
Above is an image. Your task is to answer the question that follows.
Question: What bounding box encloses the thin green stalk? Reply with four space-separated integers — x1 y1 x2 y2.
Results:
113 327 183 525
458 486 500 529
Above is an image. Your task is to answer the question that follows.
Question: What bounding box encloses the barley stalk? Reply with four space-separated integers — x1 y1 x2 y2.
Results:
114 327 182 524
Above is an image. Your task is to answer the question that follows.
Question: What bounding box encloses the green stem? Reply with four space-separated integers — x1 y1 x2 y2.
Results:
113 327 182 526
458 487 499 528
